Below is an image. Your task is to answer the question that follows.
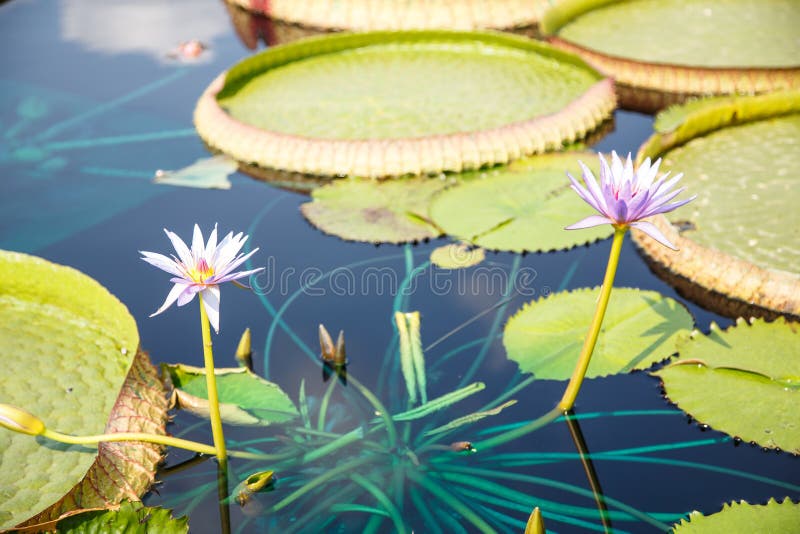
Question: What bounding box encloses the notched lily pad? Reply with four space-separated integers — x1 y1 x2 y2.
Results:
300 177 447 244
11 501 189 534
430 243 486 269
654 318 800 453
163 364 299 426
0 251 167 530
429 152 612 252
673 497 800 533
504 287 693 380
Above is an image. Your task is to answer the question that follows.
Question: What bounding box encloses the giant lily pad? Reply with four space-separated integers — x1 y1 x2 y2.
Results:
0 251 167 530
163 364 299 426
226 0 551 32
300 177 447 243
429 152 612 252
504 287 693 380
541 0 800 111
633 91 800 319
195 31 615 178
673 498 800 533
654 318 800 453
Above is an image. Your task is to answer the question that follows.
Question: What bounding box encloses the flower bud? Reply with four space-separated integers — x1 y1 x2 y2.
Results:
0 404 46 436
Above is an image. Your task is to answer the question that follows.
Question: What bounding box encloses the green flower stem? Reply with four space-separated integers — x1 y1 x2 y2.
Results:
40 428 281 461
199 294 227 468
558 227 627 412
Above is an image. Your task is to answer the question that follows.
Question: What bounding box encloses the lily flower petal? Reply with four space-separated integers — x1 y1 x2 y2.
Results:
630 221 677 250
566 152 694 249
151 282 188 317
202 285 221 333
565 214 615 230
142 224 265 332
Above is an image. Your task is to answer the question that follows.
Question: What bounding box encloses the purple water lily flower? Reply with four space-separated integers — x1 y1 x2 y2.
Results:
141 224 263 333
566 151 696 249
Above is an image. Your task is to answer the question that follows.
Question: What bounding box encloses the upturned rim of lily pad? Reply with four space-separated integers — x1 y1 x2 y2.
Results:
194 30 616 178
224 0 550 33
540 0 800 112
632 91 800 320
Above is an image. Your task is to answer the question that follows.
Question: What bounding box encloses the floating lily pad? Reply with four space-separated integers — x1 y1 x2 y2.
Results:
654 318 799 453
153 155 237 190
541 0 800 111
633 92 800 319
301 177 447 243
163 364 299 426
18 501 189 534
430 243 486 269
673 497 800 533
226 0 551 32
0 251 167 530
195 31 615 177
504 287 693 380
429 152 612 252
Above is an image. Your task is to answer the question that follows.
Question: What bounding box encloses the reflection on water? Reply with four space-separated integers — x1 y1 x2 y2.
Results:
60 0 228 62
1 0 797 532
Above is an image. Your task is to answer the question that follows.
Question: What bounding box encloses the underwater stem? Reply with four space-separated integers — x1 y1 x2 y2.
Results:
558 227 626 412
199 294 228 469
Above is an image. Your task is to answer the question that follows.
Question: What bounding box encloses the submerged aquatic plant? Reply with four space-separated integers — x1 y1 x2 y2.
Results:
559 152 694 411
141 224 264 469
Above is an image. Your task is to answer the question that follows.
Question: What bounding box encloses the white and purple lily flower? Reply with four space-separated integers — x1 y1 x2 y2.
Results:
141 224 264 333
566 151 696 250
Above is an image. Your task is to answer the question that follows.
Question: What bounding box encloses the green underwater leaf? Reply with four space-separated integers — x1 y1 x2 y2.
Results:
0 251 167 530
164 364 299 426
153 155 236 190
672 497 800 533
300 177 446 243
504 287 693 380
429 153 612 252
390 382 486 422
49 501 188 534
654 318 800 453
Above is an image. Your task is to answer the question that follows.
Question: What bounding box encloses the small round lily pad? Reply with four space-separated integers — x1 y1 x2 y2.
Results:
430 243 486 269
541 0 800 111
504 287 693 380
195 30 615 178
428 152 612 252
633 91 800 319
654 317 800 454
226 0 551 33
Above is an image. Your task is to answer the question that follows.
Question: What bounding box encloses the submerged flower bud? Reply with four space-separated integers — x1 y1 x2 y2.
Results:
0 404 46 436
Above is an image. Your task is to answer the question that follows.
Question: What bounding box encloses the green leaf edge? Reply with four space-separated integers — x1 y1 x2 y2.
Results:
672 497 800 533
163 363 299 426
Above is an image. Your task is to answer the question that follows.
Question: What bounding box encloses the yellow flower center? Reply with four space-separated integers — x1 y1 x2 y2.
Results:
188 258 215 283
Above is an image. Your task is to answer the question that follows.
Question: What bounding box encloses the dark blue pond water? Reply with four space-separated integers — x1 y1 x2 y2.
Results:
1 1 797 533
